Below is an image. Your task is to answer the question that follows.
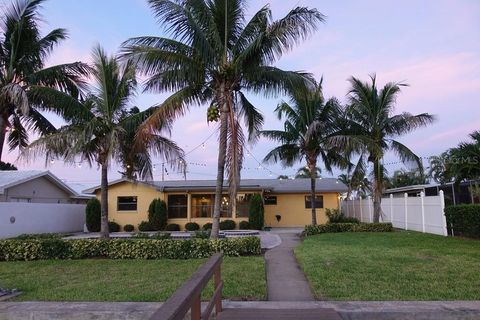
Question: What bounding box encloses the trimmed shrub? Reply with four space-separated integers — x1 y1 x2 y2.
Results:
239 221 250 230
85 198 101 232
165 224 180 231
108 222 120 233
138 221 154 232
123 224 134 232
220 219 236 230
194 230 210 239
151 232 171 240
326 208 360 224
249 194 264 230
0 237 261 261
203 223 213 231
445 204 480 238
304 222 393 236
185 222 200 231
15 233 65 240
148 199 168 231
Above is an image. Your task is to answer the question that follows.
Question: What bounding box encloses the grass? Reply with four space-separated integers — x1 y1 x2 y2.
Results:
295 231 480 300
0 257 266 301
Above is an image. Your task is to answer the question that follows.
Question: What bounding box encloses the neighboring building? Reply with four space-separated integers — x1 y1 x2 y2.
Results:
384 180 480 206
0 170 92 204
84 178 347 230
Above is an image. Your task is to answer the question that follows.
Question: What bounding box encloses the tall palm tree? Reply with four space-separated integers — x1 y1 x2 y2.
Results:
295 166 322 179
122 0 324 238
262 79 346 225
344 75 435 222
26 46 184 238
0 0 90 161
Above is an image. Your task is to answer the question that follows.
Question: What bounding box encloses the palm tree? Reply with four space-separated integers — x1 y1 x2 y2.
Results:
448 131 480 183
122 0 324 238
0 0 90 161
388 169 427 189
428 151 453 184
262 79 346 225
295 166 321 179
344 75 435 222
26 46 184 238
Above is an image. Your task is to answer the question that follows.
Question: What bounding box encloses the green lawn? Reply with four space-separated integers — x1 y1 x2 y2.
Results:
0 257 266 301
295 231 480 300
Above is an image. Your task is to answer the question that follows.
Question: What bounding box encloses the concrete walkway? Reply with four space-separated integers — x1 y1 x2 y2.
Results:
264 232 314 301
3 301 480 320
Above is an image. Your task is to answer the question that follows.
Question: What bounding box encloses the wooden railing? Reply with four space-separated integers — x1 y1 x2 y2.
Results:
149 253 224 320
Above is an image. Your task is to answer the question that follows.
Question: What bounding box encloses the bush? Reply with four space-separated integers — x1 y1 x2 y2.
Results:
165 224 180 231
304 223 393 236
326 208 360 224
203 223 213 231
138 221 154 232
239 221 250 230
249 194 264 230
108 222 120 233
220 219 236 230
194 230 210 239
148 199 168 231
185 222 200 231
151 232 171 240
123 224 134 232
445 204 480 238
0 237 261 261
85 198 101 232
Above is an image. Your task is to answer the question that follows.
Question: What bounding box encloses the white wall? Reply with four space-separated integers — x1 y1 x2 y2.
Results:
342 191 447 236
0 203 85 239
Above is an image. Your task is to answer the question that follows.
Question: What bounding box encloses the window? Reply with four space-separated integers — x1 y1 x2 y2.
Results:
236 194 253 217
191 194 231 218
117 196 137 211
305 195 323 209
167 195 188 218
264 195 277 205
9 197 31 203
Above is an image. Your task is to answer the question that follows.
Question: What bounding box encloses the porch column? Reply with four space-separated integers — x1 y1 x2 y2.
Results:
187 193 192 221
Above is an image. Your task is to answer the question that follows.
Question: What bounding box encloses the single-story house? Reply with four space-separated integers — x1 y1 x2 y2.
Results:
0 170 92 204
84 178 347 230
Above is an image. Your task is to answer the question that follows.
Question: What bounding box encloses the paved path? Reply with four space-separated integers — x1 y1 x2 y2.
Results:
264 232 314 301
4 301 480 320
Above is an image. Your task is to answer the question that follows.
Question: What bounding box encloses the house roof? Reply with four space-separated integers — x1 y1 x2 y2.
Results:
83 177 348 194
0 170 92 199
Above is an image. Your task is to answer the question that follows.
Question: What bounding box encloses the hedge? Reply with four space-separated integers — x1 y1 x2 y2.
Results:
0 237 261 261
445 204 480 238
304 223 393 236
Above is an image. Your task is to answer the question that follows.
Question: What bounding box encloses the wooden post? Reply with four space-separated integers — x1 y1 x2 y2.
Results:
191 295 201 320
440 190 448 236
404 193 408 230
420 192 426 233
390 194 394 224
214 265 222 314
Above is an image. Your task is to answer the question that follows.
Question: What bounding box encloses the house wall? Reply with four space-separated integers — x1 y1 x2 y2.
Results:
97 181 341 230
2 176 72 203
264 193 340 227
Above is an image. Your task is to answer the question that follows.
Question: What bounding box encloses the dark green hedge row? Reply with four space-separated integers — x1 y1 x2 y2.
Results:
304 223 393 236
0 237 261 261
445 204 480 238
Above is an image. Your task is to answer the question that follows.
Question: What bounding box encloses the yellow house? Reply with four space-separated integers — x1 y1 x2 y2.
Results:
84 178 347 230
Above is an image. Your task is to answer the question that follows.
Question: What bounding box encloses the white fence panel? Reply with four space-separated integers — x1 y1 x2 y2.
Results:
0 203 85 239
342 191 447 236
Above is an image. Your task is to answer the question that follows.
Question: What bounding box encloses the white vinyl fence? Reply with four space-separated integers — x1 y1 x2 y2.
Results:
0 203 86 239
342 191 447 236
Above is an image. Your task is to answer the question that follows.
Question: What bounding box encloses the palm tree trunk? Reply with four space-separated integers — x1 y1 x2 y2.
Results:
100 163 110 238
372 159 382 223
0 116 7 162
309 161 317 225
211 89 229 239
